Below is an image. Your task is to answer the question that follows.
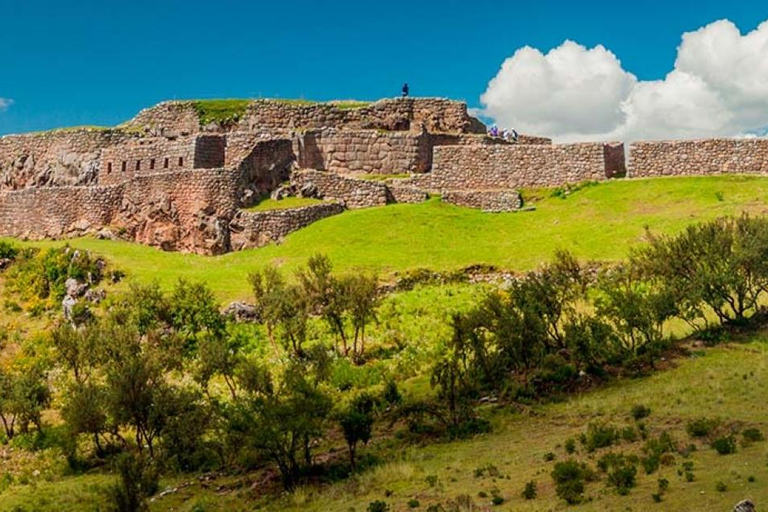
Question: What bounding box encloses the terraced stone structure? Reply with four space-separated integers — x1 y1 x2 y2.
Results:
2 96 766 254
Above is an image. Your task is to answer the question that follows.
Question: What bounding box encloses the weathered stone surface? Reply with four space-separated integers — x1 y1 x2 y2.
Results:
229 202 345 250
291 170 389 209
442 190 522 212
733 499 756 512
222 301 259 322
629 139 768 177
407 142 625 191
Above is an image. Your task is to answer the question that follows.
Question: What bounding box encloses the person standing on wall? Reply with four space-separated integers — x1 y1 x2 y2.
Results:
402 83 409 97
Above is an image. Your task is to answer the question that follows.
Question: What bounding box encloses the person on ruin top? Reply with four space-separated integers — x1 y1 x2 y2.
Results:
511 129 519 142
402 83 409 97
501 128 509 141
489 124 499 137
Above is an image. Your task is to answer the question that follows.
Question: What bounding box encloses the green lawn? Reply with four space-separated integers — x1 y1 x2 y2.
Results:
247 196 329 211
4 175 768 302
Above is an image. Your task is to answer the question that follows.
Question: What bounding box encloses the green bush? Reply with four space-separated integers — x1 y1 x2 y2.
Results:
716 481 728 492
631 404 651 420
0 241 18 261
584 422 620 452
711 435 737 455
407 498 420 508
367 500 389 512
742 428 764 443
686 418 719 438
564 437 576 454
552 459 594 505
521 480 537 500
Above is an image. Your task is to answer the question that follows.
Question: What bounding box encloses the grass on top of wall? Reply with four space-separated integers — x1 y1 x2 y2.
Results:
191 99 251 126
246 197 329 211
5 175 768 302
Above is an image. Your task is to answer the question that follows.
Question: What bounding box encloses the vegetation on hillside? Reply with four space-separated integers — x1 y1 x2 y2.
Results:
191 99 250 127
2 213 768 510
4 175 768 302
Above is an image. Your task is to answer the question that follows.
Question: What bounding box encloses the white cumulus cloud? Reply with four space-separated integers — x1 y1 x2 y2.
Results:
0 98 13 112
480 19 768 142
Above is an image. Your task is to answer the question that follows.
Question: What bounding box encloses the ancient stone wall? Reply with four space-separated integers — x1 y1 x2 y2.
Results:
0 186 123 239
442 190 522 212
99 137 196 185
297 129 431 175
229 202 345 250
410 142 625 191
385 183 429 204
125 98 486 135
291 170 389 208
628 139 768 177
234 138 295 204
125 101 201 136
0 129 134 191
0 168 241 255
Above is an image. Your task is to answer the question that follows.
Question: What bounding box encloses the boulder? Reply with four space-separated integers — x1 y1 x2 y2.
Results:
299 181 318 198
62 295 77 321
84 288 107 304
65 278 88 298
222 301 259 322
270 184 294 201
733 500 756 512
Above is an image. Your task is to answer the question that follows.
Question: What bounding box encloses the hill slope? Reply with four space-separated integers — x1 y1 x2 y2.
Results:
5 175 768 302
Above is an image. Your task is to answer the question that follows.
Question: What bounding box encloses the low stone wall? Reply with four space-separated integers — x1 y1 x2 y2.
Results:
291 170 389 209
386 183 429 204
628 139 768 177
124 101 201 136
410 142 625 191
229 202 345 250
442 190 522 212
298 129 431 174
0 129 134 191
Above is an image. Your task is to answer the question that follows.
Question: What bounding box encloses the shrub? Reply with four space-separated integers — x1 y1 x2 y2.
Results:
742 428 765 443
711 435 737 455
631 404 651 420
685 418 719 438
658 478 669 492
564 437 576 454
543 452 555 462
521 480 537 500
584 422 620 452
425 475 438 487
491 495 504 505
107 452 159 512
552 459 593 505
716 481 728 492
0 241 18 261
407 498 420 508
608 463 637 494
368 500 389 512
621 426 638 442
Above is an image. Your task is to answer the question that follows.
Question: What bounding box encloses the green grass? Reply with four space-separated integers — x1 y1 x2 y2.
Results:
246 197 329 211
329 100 371 110
191 99 251 126
356 173 411 181
269 336 768 512
4 175 768 302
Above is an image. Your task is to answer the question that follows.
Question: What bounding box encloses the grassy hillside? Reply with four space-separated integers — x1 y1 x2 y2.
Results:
2 332 766 511
4 175 768 302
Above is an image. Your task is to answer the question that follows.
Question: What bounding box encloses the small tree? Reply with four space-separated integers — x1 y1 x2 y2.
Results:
340 393 376 470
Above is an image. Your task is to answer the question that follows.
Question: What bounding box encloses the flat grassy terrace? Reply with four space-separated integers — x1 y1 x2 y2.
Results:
4 175 768 302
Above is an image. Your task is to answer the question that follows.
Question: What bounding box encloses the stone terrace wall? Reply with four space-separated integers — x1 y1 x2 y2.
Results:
229 202 345 250
442 190 522 212
0 168 241 255
0 129 134 191
0 186 123 239
628 139 768 177
410 142 625 191
292 170 389 209
298 129 431 175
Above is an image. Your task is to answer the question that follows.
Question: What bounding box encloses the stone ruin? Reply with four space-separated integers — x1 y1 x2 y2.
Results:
1 96 767 254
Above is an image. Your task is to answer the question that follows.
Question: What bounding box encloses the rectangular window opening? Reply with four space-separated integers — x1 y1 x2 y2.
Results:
150 158 156 170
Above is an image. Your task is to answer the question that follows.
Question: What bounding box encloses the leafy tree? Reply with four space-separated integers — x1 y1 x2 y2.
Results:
340 393 376 470
107 452 159 512
0 363 51 439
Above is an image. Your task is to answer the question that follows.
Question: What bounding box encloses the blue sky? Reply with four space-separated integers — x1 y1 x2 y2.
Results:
0 0 766 136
